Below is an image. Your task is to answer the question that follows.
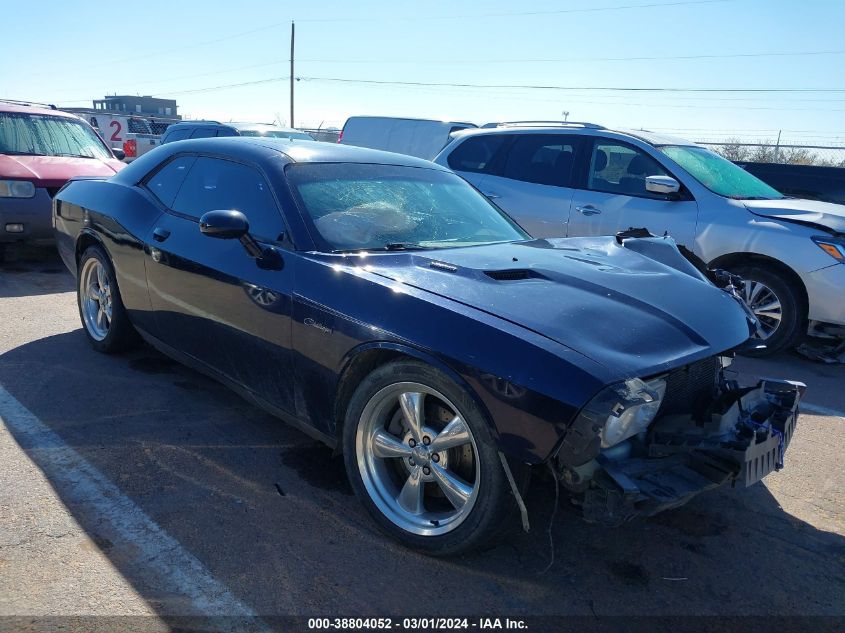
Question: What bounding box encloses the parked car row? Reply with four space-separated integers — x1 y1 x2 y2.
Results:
0 99 316 258
159 120 315 144
66 108 180 162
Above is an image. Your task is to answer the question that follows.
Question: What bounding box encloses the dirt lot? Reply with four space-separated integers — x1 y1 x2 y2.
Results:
1 246 843 628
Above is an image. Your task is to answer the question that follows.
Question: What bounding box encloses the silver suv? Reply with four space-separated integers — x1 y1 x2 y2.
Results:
434 122 845 355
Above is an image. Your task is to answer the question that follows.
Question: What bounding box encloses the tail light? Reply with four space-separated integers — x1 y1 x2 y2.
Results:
337 130 343 143
123 139 137 158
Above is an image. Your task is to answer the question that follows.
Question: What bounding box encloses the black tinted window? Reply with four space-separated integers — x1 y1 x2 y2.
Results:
215 127 239 137
145 156 196 207
190 127 217 139
172 157 284 240
503 135 579 187
447 135 508 173
164 128 191 142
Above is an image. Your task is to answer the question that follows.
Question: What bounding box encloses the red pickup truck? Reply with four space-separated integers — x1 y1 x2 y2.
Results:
0 101 125 256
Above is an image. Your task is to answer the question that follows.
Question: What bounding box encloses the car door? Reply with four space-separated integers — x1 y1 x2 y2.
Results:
142 154 296 413
477 134 583 238
567 138 699 248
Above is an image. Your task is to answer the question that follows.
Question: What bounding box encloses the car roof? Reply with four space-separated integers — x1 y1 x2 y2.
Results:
452 124 697 147
344 115 476 126
246 137 449 168
229 122 303 133
0 102 83 119
166 120 232 130
114 137 449 184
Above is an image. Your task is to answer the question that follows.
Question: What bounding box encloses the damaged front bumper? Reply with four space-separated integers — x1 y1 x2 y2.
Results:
571 378 805 526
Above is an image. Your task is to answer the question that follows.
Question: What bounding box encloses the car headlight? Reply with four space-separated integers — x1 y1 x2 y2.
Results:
812 236 845 263
555 376 668 466
0 180 36 198
599 377 666 448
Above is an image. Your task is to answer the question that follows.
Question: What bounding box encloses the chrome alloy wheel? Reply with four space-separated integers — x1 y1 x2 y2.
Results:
356 382 480 536
743 279 783 340
80 257 113 341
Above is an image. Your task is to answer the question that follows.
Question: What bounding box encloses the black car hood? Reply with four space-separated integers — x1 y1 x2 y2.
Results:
353 237 751 377
744 198 845 234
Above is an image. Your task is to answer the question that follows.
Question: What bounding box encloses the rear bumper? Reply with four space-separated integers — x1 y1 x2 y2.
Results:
0 189 53 244
581 379 804 526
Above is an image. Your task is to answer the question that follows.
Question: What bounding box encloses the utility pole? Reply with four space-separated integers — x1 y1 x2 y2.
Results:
774 129 782 163
290 21 295 128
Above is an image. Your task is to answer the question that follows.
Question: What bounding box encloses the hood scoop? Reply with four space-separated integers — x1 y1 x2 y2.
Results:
484 269 546 281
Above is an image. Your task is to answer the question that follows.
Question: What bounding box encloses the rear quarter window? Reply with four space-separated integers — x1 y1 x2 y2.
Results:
145 156 196 207
502 135 580 187
447 135 509 174
164 128 191 143
190 127 218 139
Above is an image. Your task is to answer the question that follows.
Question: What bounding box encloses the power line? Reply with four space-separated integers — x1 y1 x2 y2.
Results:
154 77 291 97
296 49 845 64
296 75 845 93
294 0 728 20
52 50 845 102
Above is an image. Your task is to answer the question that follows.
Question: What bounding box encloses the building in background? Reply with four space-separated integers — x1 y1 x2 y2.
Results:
92 95 180 119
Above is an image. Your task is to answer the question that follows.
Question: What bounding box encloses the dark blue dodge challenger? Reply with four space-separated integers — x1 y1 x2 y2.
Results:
53 138 804 555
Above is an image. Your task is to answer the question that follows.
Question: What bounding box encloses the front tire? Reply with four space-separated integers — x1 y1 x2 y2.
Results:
77 245 138 353
731 264 805 356
343 360 527 556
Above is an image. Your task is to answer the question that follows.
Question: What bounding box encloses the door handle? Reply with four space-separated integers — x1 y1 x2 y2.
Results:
483 191 501 199
575 205 601 216
152 227 171 242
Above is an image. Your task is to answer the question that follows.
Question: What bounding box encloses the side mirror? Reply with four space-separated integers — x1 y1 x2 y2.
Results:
112 147 126 161
645 175 681 196
199 209 250 239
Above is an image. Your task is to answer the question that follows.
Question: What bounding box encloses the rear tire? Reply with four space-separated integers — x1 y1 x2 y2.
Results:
343 360 529 556
77 245 138 353
730 264 805 357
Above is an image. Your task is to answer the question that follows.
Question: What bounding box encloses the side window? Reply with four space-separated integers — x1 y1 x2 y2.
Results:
215 127 239 137
447 135 508 174
190 127 217 139
171 157 284 241
164 128 191 142
588 141 669 198
502 135 579 187
145 156 196 207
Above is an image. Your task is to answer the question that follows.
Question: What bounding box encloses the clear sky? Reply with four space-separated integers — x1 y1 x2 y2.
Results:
2 0 845 145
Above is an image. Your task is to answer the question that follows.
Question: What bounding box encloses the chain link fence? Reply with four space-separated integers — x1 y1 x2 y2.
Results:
700 140 845 167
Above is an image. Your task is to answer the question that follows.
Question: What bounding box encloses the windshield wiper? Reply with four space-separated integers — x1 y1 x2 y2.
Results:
332 242 431 254
384 242 428 251
53 153 96 159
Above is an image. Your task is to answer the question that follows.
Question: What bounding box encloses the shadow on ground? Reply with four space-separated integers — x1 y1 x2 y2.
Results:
0 244 73 298
1 329 843 618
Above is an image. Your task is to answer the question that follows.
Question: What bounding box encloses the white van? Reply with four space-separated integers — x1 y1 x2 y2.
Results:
338 116 476 160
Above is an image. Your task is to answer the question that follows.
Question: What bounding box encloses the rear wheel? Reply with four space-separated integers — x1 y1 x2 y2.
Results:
343 360 527 556
77 245 138 353
731 264 805 356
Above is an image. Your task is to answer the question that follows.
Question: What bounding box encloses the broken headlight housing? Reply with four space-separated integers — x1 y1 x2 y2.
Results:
599 377 666 448
555 375 669 467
